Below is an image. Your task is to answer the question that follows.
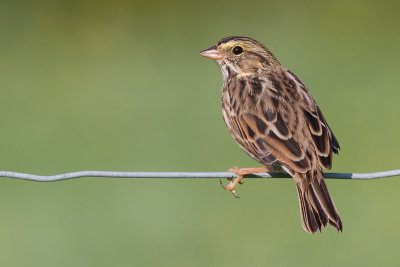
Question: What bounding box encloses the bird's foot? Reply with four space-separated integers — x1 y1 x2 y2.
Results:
220 166 270 198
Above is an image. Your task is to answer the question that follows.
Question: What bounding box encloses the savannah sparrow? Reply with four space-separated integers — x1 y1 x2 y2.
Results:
200 36 342 233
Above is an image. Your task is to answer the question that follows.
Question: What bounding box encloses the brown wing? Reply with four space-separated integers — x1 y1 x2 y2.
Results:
286 70 340 169
225 71 339 173
301 105 339 169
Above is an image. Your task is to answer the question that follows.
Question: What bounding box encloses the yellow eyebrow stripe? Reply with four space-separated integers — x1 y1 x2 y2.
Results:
220 42 247 50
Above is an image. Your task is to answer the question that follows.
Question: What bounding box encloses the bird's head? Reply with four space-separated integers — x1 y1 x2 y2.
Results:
200 36 279 78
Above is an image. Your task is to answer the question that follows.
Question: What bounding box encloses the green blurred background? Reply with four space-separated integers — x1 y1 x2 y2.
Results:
0 0 399 266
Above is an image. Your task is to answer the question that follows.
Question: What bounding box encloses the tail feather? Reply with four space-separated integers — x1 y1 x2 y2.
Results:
296 186 322 233
295 174 342 233
307 182 328 227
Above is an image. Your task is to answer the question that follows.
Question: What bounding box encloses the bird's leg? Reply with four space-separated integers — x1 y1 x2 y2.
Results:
220 166 270 198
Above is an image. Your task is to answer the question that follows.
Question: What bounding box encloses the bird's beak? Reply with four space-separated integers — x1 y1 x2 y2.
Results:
200 46 222 60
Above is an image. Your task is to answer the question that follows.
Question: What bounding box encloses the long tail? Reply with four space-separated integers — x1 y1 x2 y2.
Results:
295 173 342 233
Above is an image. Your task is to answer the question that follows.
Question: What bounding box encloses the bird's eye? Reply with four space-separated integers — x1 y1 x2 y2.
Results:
232 46 243 55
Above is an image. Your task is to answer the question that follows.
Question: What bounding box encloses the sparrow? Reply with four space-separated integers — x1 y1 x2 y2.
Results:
200 36 342 233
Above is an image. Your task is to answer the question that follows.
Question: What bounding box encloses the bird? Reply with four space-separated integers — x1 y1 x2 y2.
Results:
200 36 342 233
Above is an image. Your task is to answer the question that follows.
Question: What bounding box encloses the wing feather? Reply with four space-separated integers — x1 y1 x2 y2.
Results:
223 70 339 174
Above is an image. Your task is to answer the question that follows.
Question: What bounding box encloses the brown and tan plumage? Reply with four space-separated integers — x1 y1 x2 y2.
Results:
200 36 342 233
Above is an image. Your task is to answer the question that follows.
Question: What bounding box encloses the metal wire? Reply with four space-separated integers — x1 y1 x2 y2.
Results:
0 169 399 182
